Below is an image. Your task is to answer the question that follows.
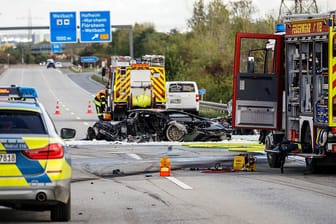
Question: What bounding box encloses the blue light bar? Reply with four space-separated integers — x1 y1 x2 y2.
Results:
18 87 38 98
275 23 285 33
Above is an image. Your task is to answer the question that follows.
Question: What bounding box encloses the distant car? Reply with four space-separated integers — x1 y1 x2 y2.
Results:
47 62 56 68
0 85 76 221
86 109 232 142
166 81 200 114
55 62 63 68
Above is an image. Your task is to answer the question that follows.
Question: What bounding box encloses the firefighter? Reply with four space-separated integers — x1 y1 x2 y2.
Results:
93 88 107 121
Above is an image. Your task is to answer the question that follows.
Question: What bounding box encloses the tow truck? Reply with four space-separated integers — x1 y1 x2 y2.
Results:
231 12 336 172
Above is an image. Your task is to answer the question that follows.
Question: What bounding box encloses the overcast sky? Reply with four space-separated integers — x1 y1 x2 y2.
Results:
1 0 336 32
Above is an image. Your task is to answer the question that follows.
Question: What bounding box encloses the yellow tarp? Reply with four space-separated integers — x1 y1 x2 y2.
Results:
132 93 151 108
182 142 265 152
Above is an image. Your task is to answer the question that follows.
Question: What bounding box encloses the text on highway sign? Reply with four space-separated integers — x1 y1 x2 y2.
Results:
80 11 111 43
49 12 77 43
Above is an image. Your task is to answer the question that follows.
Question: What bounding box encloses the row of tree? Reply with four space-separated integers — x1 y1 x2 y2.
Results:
0 0 276 103
90 0 276 103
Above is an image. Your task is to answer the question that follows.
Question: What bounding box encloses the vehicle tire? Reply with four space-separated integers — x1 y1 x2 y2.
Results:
166 124 185 142
106 125 119 140
267 151 281 168
265 135 272 150
127 95 132 110
51 194 71 221
301 122 312 153
305 158 318 173
86 127 96 140
151 96 156 108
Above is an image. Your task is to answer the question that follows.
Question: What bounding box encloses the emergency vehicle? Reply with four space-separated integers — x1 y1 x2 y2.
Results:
107 55 167 120
231 12 336 172
0 85 75 221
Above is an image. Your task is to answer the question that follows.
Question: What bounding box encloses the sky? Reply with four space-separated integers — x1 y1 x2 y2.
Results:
1 0 336 33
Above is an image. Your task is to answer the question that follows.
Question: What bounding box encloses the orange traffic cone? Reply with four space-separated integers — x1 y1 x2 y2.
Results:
54 100 61 115
86 100 93 114
160 156 171 176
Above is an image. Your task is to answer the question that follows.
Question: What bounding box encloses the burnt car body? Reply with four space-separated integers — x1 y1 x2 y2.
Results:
86 109 232 142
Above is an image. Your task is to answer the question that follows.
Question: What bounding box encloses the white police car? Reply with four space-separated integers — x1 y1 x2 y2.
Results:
0 85 75 221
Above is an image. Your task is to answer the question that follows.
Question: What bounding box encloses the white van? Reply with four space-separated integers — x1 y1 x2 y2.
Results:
166 81 200 114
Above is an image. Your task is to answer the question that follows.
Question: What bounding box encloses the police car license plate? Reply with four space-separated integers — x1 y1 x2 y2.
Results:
0 154 16 163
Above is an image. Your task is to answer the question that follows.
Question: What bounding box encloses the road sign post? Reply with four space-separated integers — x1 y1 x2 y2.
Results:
49 12 77 43
80 11 111 43
199 89 206 101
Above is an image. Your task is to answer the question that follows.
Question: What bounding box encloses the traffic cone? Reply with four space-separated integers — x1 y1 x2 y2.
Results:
54 100 61 115
160 156 171 176
86 100 93 114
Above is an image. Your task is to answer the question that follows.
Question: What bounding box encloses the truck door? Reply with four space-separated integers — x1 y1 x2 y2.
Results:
232 33 284 130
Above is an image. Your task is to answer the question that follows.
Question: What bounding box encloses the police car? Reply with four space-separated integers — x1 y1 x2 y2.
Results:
0 85 75 221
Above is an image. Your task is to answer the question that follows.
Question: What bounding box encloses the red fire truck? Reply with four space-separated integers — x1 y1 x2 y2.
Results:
232 12 336 172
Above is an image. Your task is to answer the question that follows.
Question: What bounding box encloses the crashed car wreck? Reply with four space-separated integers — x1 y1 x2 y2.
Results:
86 109 232 142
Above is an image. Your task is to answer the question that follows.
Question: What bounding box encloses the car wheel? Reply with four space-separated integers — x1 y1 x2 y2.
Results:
166 123 185 142
305 158 318 173
51 193 71 221
86 127 96 140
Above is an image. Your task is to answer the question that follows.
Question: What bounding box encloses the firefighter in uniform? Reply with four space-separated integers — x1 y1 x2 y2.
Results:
94 89 107 121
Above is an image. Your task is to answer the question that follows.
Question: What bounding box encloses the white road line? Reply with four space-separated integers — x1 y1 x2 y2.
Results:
166 177 192 190
127 153 143 160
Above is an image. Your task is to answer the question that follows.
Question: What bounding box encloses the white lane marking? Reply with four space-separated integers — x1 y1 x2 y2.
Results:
76 116 81 120
83 122 89 126
127 153 142 160
166 177 192 190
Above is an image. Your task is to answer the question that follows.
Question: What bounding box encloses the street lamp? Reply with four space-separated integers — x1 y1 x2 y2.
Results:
7 53 10 66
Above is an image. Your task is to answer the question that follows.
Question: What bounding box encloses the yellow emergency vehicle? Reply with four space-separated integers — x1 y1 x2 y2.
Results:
0 85 75 221
108 55 167 120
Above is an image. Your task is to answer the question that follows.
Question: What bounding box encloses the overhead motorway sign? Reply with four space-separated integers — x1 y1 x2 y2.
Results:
80 11 111 43
81 56 99 63
51 43 63 53
49 12 77 43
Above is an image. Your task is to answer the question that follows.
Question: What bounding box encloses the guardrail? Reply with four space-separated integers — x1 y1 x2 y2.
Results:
200 100 228 113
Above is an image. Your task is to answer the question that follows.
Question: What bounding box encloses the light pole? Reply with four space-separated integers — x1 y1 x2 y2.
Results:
7 53 10 66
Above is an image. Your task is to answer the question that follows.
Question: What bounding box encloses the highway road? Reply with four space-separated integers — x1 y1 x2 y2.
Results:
1 65 336 224
0 65 100 139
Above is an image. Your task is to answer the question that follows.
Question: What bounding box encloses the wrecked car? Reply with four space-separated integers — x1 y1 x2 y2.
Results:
86 109 232 142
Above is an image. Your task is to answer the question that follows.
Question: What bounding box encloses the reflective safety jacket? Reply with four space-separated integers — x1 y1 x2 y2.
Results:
94 89 107 106
93 89 107 117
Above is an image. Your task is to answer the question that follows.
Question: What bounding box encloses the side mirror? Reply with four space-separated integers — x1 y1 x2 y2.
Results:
60 128 76 139
247 56 255 73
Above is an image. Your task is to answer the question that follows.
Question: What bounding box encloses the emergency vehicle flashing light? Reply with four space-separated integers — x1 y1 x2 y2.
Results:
0 85 38 99
131 63 150 69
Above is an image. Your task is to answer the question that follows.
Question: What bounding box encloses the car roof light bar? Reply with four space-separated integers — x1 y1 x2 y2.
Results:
0 85 38 100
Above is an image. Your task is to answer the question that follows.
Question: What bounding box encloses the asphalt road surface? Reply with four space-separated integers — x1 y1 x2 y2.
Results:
1 65 336 224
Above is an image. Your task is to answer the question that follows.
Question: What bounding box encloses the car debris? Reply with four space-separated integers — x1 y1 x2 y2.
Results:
86 109 232 142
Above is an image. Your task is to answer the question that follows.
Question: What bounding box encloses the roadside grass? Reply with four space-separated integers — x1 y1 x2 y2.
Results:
199 109 225 118
91 74 108 86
